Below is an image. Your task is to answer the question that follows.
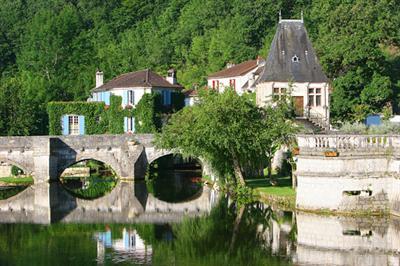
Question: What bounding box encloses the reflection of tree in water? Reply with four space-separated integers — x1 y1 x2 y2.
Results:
148 198 295 266
147 155 203 203
0 186 28 200
60 160 118 199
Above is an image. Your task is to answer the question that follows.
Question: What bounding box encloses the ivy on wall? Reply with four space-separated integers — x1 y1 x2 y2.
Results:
107 95 125 134
47 91 186 135
47 101 107 135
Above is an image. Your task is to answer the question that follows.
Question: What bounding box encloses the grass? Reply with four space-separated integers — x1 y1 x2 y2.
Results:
246 175 296 210
246 175 295 197
0 176 34 184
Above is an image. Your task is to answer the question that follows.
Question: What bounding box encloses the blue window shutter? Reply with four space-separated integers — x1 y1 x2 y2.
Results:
78 116 85 135
123 91 128 105
162 90 167 105
124 117 128 132
132 117 135 132
132 91 135 105
62 115 69 135
167 91 172 105
104 91 111 105
99 92 103 102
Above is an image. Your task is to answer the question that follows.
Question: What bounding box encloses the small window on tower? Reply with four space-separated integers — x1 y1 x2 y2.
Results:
292 55 300 63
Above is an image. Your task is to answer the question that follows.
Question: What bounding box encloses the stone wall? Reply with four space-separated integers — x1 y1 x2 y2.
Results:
296 134 400 215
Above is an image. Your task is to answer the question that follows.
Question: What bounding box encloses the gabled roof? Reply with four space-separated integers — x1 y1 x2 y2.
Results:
93 69 183 92
208 60 259 79
258 20 328 83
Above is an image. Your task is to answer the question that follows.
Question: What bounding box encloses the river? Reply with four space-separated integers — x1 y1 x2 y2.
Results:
0 159 399 265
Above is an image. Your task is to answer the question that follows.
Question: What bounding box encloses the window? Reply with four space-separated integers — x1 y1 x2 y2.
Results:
292 55 300 63
124 117 135 133
308 88 322 107
212 80 220 90
68 115 79 135
162 90 171 105
273 87 286 101
229 79 236 90
128 90 135 105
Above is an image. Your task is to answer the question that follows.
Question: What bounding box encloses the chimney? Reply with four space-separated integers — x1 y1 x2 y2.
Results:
226 62 235 69
166 68 177 85
96 70 104 88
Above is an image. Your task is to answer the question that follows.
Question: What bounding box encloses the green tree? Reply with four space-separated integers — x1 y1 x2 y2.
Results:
156 89 296 185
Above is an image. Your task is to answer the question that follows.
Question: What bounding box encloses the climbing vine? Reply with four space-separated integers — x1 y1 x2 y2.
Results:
47 91 185 135
47 101 107 135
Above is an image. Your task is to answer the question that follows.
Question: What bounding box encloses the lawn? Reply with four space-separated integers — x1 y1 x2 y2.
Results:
0 176 34 184
246 176 295 197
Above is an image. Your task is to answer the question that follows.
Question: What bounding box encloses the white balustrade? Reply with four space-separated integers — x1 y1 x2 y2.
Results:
297 134 400 152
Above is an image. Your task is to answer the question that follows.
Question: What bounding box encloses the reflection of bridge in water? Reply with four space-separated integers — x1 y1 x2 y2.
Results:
0 181 217 224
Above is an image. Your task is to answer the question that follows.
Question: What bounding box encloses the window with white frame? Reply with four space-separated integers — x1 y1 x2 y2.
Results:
128 90 135 105
273 87 286 101
126 117 135 132
308 88 322 107
68 115 79 135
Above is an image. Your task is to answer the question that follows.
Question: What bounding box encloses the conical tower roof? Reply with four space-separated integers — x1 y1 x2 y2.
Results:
259 20 328 83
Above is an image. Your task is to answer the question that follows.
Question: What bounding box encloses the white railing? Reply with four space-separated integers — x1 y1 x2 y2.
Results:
297 134 400 151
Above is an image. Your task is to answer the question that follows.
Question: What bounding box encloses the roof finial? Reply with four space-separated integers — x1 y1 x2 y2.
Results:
301 10 304 23
279 10 282 23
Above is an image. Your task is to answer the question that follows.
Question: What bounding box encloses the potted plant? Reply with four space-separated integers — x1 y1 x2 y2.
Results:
324 148 338 157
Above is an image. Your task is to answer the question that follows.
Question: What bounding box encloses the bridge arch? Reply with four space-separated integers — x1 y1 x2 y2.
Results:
0 157 33 177
56 154 123 179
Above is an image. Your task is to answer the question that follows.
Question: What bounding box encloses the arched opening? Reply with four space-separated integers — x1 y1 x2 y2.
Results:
59 159 118 200
146 154 203 203
0 160 33 200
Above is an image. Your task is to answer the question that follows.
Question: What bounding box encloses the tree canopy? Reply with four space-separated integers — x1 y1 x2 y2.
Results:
0 0 400 135
155 89 296 184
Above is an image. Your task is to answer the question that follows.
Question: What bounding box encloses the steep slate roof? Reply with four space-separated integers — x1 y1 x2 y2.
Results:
208 60 259 79
258 20 328 83
93 69 183 92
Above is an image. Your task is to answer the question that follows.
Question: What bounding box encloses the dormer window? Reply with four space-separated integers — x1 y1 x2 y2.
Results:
292 55 300 63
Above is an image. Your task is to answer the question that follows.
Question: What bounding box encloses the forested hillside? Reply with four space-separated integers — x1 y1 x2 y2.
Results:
0 0 399 135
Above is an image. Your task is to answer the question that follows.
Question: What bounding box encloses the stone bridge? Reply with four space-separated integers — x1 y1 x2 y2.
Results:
0 134 186 183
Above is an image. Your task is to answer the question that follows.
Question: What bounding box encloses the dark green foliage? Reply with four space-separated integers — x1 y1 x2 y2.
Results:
1 0 400 134
106 95 125 134
171 92 186 111
47 101 107 135
11 165 22 176
134 93 162 133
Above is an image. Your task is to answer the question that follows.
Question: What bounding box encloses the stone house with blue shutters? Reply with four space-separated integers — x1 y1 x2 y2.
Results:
60 69 183 135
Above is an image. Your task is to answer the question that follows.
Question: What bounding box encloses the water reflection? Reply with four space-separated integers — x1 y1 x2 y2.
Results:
96 227 152 265
0 195 399 265
148 155 203 203
60 159 118 200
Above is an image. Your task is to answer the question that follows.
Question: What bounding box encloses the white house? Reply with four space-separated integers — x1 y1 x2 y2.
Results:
207 57 265 95
256 17 331 129
61 69 183 135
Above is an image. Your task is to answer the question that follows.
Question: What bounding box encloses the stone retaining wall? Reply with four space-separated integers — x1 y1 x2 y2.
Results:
296 134 400 215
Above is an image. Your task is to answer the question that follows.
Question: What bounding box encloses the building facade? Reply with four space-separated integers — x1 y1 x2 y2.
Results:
60 69 183 135
207 58 265 95
256 18 331 129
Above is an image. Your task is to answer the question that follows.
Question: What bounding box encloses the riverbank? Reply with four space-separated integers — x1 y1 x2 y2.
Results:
246 176 296 210
0 176 34 186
